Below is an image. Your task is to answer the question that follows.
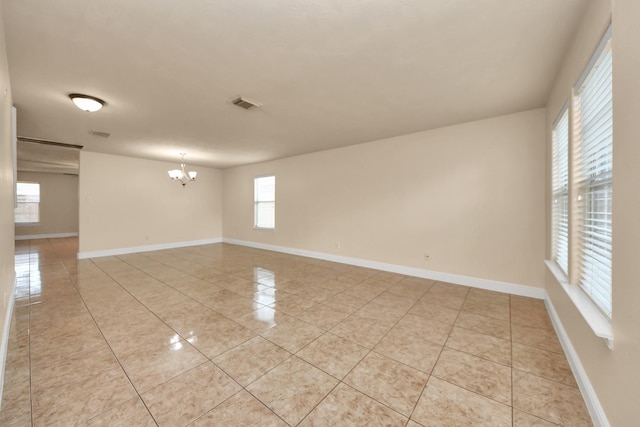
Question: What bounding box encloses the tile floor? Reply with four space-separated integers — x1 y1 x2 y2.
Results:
0 238 592 426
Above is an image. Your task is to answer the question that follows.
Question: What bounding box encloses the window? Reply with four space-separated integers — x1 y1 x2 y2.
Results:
552 107 569 276
549 26 613 328
15 182 40 224
254 176 275 229
573 29 613 319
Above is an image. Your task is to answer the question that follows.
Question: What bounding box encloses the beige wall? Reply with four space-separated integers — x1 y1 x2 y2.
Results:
79 151 222 254
15 171 78 237
545 0 640 424
224 108 546 288
0 0 13 402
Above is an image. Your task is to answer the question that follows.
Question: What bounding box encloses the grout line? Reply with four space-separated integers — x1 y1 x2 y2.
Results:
49 247 160 425
406 284 465 422
28 239 34 427
510 294 515 427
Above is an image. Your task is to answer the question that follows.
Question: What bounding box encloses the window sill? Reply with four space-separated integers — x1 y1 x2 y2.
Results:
545 260 613 349
15 223 40 227
253 227 275 231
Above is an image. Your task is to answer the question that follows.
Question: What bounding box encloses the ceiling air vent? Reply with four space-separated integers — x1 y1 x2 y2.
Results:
90 130 111 138
232 97 262 110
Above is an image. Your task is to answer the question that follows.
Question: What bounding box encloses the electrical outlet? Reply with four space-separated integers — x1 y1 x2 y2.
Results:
424 254 430 261
335 241 341 249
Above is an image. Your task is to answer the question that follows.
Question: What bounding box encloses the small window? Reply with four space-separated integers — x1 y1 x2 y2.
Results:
15 182 40 224
254 176 275 229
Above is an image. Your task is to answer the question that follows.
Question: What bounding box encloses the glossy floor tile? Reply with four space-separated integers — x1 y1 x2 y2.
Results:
0 238 592 426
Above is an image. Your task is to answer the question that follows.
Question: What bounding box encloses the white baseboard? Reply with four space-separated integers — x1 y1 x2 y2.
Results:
222 238 545 299
15 232 78 241
0 272 16 411
544 295 610 427
77 238 223 259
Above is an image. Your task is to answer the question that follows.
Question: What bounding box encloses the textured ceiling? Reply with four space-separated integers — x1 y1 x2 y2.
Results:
3 0 588 170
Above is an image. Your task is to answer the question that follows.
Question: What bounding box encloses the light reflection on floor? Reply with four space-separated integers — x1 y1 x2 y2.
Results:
249 267 276 324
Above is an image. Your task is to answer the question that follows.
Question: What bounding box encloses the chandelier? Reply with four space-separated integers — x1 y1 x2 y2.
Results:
168 153 197 187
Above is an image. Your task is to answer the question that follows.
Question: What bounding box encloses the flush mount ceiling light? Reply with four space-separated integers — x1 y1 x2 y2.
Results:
69 93 105 112
168 153 197 187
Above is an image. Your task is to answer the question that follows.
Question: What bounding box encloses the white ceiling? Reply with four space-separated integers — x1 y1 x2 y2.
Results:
3 0 588 170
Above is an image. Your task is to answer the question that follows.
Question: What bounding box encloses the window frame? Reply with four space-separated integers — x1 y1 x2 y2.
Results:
572 26 613 320
551 104 570 278
546 25 613 348
14 181 41 226
254 175 275 230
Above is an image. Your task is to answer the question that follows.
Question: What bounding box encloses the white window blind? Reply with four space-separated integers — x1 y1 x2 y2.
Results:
15 182 40 224
254 176 275 229
573 31 612 318
552 108 569 276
